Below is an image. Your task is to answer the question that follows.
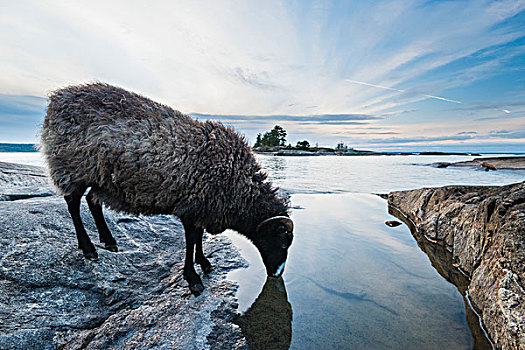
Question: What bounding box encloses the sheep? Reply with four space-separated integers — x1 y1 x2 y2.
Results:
40 83 294 296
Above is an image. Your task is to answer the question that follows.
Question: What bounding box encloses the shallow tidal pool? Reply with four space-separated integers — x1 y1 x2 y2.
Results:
227 193 491 349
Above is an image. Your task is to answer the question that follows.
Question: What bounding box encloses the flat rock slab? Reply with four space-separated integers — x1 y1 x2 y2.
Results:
451 156 525 170
388 181 525 350
0 161 54 201
0 162 248 349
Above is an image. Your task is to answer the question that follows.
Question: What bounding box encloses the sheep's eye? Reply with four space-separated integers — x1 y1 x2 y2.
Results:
277 225 287 235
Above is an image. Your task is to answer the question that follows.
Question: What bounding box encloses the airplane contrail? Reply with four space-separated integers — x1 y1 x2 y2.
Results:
422 94 462 104
346 79 462 104
345 80 405 93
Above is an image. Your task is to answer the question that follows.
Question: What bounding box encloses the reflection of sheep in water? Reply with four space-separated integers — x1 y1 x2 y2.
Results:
40 83 294 295
235 277 292 350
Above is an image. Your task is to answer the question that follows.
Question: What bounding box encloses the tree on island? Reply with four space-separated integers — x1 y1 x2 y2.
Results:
254 125 287 147
255 134 262 147
335 142 348 152
295 140 310 150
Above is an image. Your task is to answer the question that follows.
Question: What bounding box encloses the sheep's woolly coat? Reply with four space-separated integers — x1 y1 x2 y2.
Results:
41 83 288 236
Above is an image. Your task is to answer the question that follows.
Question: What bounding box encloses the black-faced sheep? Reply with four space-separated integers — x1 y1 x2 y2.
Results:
40 83 294 295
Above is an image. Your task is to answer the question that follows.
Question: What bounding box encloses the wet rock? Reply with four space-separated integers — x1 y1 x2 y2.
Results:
388 181 525 350
431 162 451 168
0 162 248 349
384 220 402 227
481 161 497 171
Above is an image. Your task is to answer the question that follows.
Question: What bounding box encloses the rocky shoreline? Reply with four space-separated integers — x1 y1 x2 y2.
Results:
388 181 525 350
0 161 248 349
433 156 525 170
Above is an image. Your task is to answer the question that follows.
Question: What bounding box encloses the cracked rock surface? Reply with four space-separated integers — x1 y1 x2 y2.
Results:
388 181 525 350
0 161 247 349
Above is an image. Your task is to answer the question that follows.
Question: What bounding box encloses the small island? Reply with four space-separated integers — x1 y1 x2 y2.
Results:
252 126 481 156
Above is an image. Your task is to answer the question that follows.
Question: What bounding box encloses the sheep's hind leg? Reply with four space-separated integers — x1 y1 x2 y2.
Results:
182 221 205 296
86 189 118 252
195 227 213 273
65 188 98 261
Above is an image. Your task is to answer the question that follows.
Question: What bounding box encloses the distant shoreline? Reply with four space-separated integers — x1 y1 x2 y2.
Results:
1 143 523 157
255 149 482 156
0 143 38 152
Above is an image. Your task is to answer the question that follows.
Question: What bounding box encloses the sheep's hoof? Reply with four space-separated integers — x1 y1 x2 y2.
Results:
190 283 204 296
184 270 205 296
83 250 99 261
104 244 119 252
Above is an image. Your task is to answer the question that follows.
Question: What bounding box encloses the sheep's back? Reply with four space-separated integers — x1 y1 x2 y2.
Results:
41 83 202 214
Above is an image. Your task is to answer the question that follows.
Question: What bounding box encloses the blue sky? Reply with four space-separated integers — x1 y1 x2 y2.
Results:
1 0 524 152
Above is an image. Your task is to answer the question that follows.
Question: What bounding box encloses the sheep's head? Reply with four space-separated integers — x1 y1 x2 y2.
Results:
253 216 294 277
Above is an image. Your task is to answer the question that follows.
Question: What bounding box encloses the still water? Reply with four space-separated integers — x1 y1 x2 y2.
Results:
3 152 524 349
227 154 525 350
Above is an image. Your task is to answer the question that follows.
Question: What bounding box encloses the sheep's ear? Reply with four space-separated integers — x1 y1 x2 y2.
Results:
256 216 294 235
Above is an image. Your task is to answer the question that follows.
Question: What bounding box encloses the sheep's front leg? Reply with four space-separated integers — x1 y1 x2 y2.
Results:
195 227 213 273
182 221 204 296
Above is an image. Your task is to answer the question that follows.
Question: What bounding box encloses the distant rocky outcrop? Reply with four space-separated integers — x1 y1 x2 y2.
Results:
0 161 248 349
388 182 525 350
433 156 525 170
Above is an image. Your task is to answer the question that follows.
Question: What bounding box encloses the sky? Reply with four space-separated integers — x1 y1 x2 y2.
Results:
1 0 524 152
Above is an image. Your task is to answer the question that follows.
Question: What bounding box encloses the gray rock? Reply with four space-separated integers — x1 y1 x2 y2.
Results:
0 162 248 349
0 161 54 201
388 181 525 350
431 162 451 168
384 220 402 227
450 156 525 170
